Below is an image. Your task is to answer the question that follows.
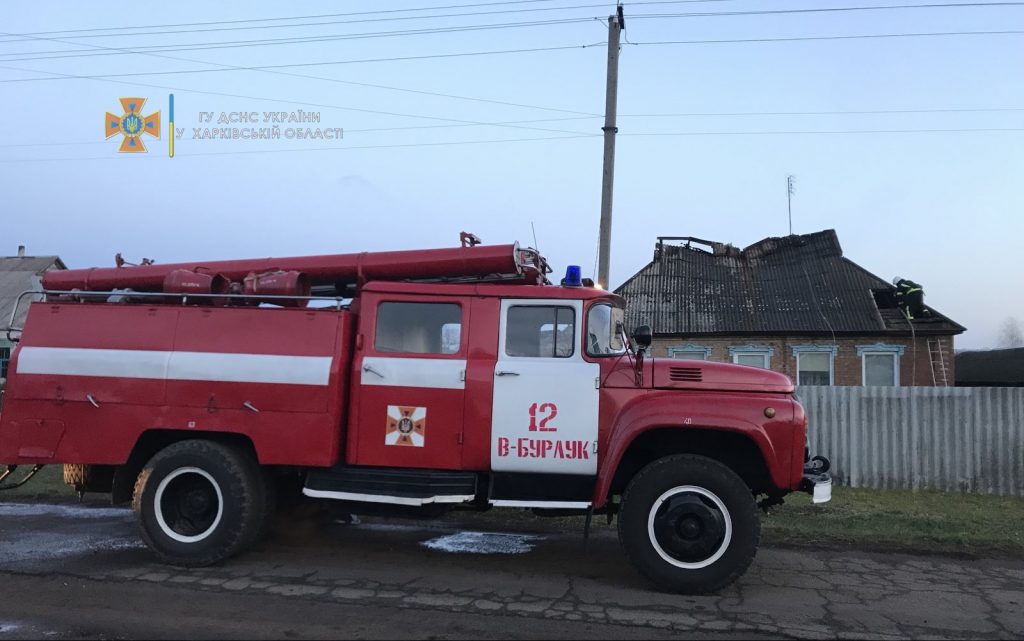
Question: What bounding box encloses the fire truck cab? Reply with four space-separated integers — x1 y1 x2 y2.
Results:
0 239 831 594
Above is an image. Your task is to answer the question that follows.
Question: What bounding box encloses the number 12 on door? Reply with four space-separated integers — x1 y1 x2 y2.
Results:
528 402 557 432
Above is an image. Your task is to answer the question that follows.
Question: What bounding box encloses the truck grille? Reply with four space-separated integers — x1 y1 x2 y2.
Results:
668 366 703 382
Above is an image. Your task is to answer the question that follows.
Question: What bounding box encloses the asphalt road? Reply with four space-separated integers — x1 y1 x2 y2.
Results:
0 502 1021 640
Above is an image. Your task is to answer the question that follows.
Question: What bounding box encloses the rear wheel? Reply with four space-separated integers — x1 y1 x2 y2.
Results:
132 440 267 567
618 454 760 594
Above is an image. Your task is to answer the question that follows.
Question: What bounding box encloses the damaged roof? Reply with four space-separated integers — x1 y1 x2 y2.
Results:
616 229 964 336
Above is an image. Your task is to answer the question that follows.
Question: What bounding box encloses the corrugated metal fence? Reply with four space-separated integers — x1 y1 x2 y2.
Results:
797 387 1024 496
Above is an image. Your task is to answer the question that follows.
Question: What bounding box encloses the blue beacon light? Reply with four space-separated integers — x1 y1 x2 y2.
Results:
562 265 583 288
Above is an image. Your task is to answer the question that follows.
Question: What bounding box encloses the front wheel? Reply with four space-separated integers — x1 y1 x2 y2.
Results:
618 454 760 594
132 440 267 567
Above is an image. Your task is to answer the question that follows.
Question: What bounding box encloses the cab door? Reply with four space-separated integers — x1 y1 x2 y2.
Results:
349 296 468 470
489 300 599 501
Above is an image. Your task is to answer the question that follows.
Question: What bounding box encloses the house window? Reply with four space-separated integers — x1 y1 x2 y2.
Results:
857 344 905 387
797 353 831 385
728 345 773 369
667 344 711 360
375 302 462 354
506 306 575 358
0 346 9 378
792 345 837 386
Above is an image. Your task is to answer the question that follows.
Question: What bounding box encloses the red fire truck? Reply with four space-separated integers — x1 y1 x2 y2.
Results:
0 237 830 594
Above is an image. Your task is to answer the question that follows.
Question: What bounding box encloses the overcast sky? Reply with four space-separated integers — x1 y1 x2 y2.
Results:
1 0 1021 349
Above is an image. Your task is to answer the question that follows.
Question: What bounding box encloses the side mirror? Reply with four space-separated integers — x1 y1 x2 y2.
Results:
631 325 652 349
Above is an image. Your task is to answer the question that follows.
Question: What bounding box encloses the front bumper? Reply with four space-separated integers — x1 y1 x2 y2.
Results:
800 455 832 504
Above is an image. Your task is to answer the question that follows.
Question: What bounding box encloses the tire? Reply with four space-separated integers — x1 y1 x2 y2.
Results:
132 440 268 567
618 454 760 594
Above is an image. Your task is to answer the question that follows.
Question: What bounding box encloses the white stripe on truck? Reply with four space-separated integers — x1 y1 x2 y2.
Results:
16 346 333 386
360 356 466 390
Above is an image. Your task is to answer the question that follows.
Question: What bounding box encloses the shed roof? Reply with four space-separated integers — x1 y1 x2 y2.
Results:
616 229 964 336
955 348 1024 386
0 255 66 334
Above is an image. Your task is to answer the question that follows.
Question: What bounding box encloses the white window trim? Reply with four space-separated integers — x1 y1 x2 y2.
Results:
667 343 711 360
791 344 837 387
728 344 774 369
856 343 905 387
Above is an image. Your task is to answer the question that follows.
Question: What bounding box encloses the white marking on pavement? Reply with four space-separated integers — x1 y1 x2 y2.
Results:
353 522 457 534
0 503 131 519
0 535 144 564
420 531 542 555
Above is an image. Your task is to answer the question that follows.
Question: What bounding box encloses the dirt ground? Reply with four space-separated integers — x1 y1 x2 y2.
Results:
0 501 1021 640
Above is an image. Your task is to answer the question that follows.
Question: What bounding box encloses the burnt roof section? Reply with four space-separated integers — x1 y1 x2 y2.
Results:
616 229 965 336
955 348 1024 386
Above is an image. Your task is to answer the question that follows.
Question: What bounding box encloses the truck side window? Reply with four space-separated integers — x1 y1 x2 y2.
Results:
586 303 626 357
375 302 462 354
506 306 575 358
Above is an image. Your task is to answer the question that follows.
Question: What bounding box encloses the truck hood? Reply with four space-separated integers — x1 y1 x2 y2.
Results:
651 359 795 394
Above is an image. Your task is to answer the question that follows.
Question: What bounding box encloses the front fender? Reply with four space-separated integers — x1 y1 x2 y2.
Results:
593 392 789 507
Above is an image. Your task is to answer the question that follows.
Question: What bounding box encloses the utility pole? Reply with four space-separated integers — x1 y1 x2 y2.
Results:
786 175 795 235
596 5 623 290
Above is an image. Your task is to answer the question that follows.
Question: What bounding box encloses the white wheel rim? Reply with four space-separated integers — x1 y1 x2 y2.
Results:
646 485 732 570
154 467 224 544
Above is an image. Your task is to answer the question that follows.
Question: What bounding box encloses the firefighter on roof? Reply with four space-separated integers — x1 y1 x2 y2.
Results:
893 276 929 320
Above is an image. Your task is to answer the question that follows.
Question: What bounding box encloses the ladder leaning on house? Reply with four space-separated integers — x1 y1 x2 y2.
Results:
927 338 951 387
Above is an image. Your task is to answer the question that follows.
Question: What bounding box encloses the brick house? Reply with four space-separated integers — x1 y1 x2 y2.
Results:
0 247 67 384
615 230 965 387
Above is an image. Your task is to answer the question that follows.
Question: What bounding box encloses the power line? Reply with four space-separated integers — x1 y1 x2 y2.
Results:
0 1 565 38
0 0 736 40
0 64 595 136
5 25 1018 86
0 17 602 63
0 117 603 149
5 126 1023 164
0 133 602 164
0 31 599 117
0 4 594 43
0 43 605 84
9 0 1023 61
0 3 693 43
621 107 1024 117
0 1 755 43
3 1 1018 57
620 127 1024 135
7 105 1024 149
4 24 1018 82
629 2 1024 21
627 29 1024 46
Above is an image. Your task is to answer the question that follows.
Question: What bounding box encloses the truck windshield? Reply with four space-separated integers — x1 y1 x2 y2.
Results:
586 303 626 357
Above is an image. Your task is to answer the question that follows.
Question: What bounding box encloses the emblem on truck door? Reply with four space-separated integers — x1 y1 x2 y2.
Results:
386 406 426 447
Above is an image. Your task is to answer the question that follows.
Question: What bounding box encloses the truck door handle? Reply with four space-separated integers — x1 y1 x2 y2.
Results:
362 364 385 378
495 370 520 377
